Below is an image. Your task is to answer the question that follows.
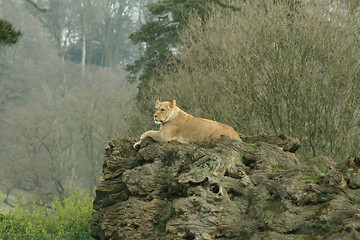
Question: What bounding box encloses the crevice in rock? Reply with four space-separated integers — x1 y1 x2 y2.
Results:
209 183 220 194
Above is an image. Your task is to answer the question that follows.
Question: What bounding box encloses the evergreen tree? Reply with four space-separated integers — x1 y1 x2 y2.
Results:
126 0 240 103
0 19 22 45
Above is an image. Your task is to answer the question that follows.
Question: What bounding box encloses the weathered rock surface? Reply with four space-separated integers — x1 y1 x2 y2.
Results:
89 135 360 240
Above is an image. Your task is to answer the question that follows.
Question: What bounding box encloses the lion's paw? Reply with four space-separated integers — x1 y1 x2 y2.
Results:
133 141 141 150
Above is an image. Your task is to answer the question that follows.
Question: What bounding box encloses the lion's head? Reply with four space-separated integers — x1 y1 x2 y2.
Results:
154 99 177 124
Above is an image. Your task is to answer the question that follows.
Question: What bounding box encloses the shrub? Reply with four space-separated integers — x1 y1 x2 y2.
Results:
140 0 360 161
0 189 93 239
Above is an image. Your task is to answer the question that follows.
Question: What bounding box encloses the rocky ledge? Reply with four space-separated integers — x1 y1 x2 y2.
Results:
89 135 360 240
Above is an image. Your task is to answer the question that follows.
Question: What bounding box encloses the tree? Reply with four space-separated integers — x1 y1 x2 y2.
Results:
137 1 360 161
0 0 64 112
0 0 52 46
126 0 242 103
90 0 142 67
0 19 21 45
32 0 141 68
2 104 73 202
0 0 138 206
63 68 137 191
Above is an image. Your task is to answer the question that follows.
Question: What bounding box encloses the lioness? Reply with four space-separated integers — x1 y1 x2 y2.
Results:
133 99 241 149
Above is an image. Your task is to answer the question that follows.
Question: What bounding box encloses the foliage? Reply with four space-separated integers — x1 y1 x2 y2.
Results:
271 166 288 173
0 189 93 239
154 200 176 232
1 67 136 203
0 19 22 45
245 142 257 148
126 0 242 102
0 0 137 205
138 0 360 161
300 175 324 183
25 0 141 67
308 163 329 175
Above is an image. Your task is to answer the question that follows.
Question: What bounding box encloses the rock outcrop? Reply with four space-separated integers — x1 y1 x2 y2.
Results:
89 135 360 240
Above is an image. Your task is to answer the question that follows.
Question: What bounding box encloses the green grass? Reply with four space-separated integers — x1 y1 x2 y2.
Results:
306 163 329 175
300 175 324 183
271 166 288 172
245 142 257 147
263 203 283 212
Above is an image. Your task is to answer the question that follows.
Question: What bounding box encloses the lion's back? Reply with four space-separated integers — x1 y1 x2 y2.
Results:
174 115 241 142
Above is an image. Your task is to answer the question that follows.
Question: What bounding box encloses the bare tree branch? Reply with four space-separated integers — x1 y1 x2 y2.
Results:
25 0 49 12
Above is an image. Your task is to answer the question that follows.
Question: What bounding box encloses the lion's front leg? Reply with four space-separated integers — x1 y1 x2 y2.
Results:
133 130 166 149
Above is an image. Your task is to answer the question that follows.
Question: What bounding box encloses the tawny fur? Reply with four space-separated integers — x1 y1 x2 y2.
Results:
133 100 241 149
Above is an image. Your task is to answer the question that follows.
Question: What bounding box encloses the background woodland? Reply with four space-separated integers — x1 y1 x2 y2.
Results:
0 0 147 208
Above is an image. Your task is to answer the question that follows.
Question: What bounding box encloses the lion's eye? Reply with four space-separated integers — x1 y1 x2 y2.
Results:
161 108 165 112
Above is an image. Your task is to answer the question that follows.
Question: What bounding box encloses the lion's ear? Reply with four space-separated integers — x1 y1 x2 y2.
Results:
170 99 176 108
156 99 160 104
